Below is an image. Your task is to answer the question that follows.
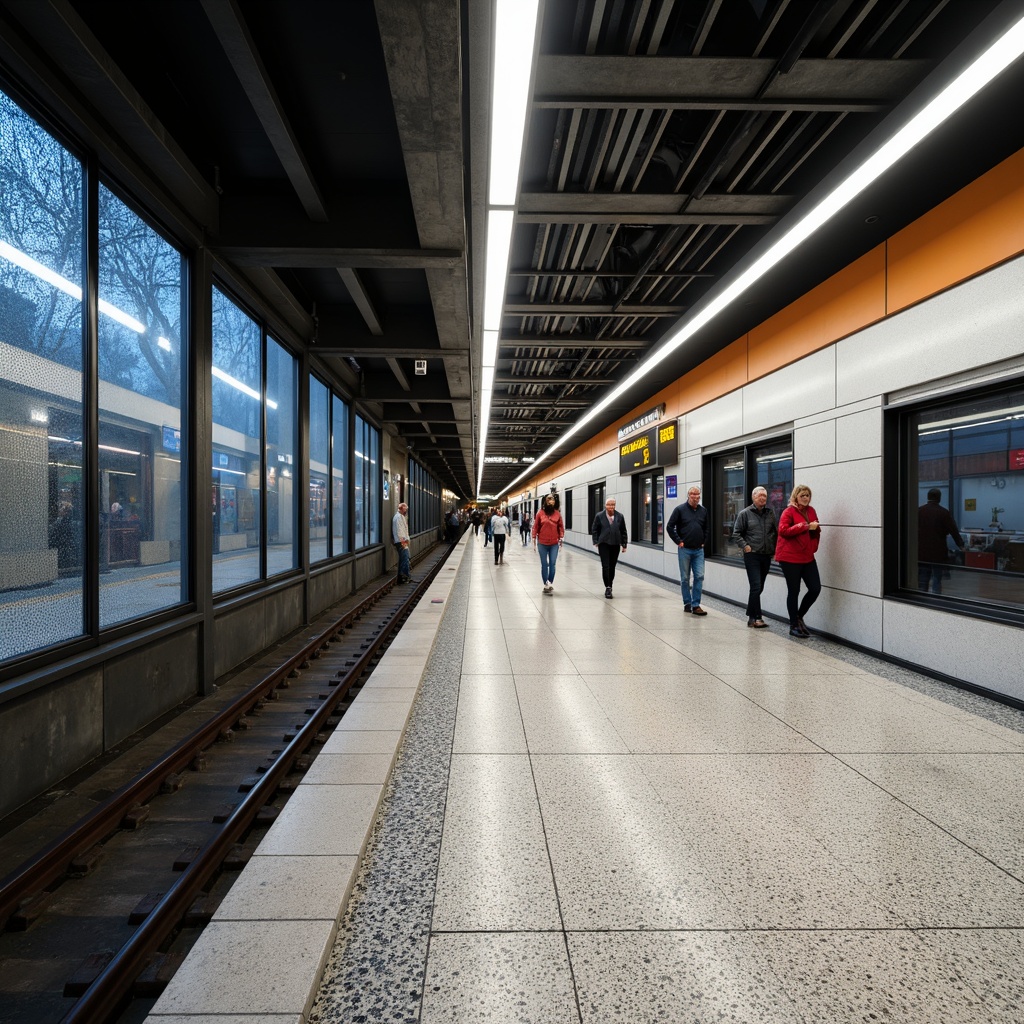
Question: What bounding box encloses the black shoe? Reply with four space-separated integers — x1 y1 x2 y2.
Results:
789 626 807 638
605 587 612 599
684 604 692 613
797 617 811 636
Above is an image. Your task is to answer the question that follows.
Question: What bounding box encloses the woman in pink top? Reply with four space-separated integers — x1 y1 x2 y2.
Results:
775 484 822 638
531 495 564 593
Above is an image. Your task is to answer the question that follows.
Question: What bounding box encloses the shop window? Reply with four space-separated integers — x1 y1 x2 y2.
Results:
354 415 380 549
633 470 664 545
707 438 792 557
895 382 1024 615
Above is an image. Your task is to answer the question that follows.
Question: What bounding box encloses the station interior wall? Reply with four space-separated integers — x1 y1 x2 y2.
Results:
534 146 1024 706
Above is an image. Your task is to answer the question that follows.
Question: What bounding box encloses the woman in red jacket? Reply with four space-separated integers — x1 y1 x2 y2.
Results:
775 484 822 638
531 495 565 593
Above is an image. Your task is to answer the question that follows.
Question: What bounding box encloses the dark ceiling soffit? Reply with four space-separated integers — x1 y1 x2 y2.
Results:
213 247 463 269
533 55 930 105
499 335 649 349
0 1 218 230
200 0 328 222
503 303 683 316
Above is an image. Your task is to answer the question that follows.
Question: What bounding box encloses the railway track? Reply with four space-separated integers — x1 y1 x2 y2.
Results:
0 542 455 1024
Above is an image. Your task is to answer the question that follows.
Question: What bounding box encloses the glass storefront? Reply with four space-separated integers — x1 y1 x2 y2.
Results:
899 383 1024 613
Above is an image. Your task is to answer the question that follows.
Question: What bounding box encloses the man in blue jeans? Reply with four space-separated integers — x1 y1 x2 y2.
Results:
666 485 708 615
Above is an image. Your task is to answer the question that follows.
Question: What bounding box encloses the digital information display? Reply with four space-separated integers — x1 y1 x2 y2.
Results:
619 419 678 475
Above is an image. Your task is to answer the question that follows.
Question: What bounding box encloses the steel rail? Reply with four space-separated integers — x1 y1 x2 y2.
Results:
0 573 394 929
56 549 452 1023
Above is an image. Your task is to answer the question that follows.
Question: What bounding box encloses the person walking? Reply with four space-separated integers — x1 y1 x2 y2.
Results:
591 498 628 598
484 507 493 547
917 488 964 594
532 494 564 593
490 507 510 565
666 485 708 615
520 510 532 546
392 501 411 583
733 485 778 628
471 508 481 536
775 484 822 637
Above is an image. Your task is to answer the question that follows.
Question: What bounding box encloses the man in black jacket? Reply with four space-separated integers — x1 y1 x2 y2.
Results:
666 486 708 614
591 498 628 598
732 486 778 628
918 488 964 594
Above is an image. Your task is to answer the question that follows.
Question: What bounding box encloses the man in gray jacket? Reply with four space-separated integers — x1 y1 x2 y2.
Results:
732 486 777 628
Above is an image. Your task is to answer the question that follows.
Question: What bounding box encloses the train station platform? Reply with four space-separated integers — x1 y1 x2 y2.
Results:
148 530 1024 1023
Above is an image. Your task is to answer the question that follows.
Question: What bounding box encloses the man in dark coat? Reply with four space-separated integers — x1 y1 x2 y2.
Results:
591 498 628 598
918 488 964 594
732 486 778 628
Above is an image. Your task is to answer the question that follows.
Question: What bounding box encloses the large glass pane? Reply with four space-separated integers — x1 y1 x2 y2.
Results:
753 439 793 522
309 376 329 564
711 452 744 554
211 288 261 591
97 185 186 626
367 422 380 545
904 387 1024 611
266 337 297 577
331 394 348 555
0 89 85 661
355 415 368 548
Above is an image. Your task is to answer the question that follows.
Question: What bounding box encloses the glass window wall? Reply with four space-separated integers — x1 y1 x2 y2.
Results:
211 287 261 592
899 384 1024 613
309 375 329 563
331 394 349 555
266 336 297 577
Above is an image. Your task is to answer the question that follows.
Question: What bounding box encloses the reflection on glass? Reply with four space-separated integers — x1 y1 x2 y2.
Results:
98 185 186 627
266 337 297 577
211 288 261 592
332 394 349 555
0 89 86 661
309 376 329 564
905 388 1024 611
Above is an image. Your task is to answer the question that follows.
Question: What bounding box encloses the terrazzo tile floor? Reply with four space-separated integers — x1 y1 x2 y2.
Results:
309 538 1024 1023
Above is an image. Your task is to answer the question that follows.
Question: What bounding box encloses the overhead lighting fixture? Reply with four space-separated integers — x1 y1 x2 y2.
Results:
477 0 541 496
497 11 1024 495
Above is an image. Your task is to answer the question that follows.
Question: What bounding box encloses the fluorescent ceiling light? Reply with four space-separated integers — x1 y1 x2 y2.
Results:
212 365 278 409
497 12 1024 496
482 329 498 367
484 210 515 332
488 0 540 206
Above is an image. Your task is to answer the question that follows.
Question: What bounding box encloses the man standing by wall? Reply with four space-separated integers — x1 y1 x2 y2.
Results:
667 485 708 615
733 485 777 628
918 488 964 594
392 501 410 583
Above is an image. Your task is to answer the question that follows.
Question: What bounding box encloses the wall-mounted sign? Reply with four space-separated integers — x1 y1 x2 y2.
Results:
617 404 665 441
666 475 677 499
1011 448 1024 470
162 425 181 453
618 418 680 475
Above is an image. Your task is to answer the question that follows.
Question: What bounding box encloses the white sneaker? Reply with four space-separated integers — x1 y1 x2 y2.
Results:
543 583 552 593
548 582 554 593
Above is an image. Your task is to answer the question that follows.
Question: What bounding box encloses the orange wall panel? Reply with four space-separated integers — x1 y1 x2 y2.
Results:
748 246 886 379
888 148 1024 313
677 338 748 412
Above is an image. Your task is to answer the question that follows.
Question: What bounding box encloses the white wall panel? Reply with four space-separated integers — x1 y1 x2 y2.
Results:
790 457 881 529
685 390 743 451
815 524 881 598
837 255 1024 406
836 406 882 463
811 586 883 650
743 347 834 434
883 601 1024 703
794 419 836 469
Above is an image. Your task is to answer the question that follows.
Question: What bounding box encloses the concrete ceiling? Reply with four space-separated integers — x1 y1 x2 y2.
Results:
3 0 1023 500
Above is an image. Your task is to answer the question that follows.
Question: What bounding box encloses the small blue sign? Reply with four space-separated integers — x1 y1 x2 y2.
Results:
162 425 181 453
666 475 677 499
